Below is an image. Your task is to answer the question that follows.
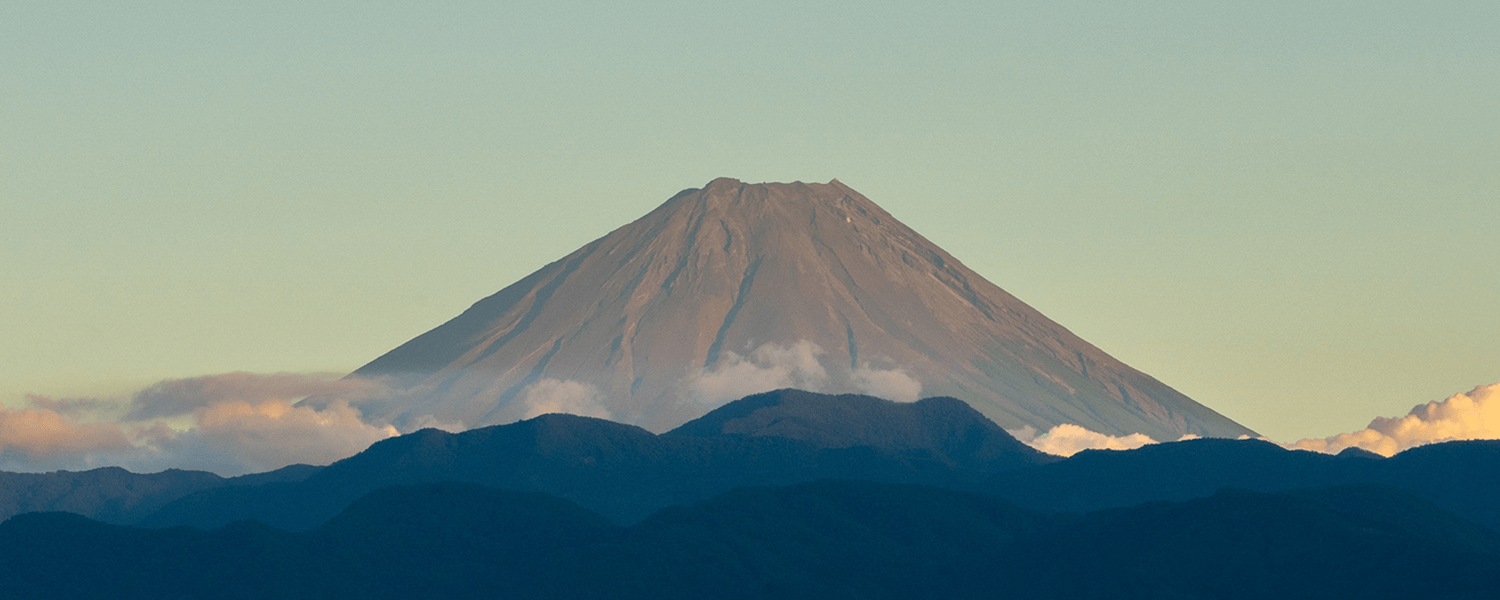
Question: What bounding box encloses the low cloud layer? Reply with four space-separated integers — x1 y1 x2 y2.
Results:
1292 383 1500 457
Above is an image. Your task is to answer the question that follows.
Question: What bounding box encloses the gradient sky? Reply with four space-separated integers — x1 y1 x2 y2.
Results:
3 1 1496 444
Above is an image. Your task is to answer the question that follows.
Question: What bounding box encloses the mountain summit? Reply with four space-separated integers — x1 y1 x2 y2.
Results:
347 178 1252 439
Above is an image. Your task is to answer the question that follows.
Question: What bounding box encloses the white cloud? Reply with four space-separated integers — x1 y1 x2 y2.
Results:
850 364 922 402
689 340 830 405
1008 423 1188 457
1291 382 1500 457
519 378 612 420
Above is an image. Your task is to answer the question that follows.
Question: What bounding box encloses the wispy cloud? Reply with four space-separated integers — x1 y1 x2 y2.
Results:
689 340 830 405
688 340 923 404
1291 382 1500 457
1008 423 1170 457
850 363 922 402
519 378 613 420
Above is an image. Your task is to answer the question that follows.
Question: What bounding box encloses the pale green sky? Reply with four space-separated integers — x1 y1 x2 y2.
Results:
2 1 1496 442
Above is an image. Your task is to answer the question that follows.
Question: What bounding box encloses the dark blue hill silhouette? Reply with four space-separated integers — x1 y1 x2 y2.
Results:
984 438 1358 511
666 389 1054 472
1376 440 1500 532
0 511 332 599
1336 446 1384 459
984 437 1500 531
314 482 618 599
138 390 1053 530
4 479 1498 599
1014 484 1500 599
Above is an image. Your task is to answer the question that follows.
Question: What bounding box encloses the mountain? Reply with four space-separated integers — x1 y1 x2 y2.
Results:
138 390 1052 530
342 177 1252 440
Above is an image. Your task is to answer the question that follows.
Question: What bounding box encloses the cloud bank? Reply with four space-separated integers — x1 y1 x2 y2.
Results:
1291 383 1500 457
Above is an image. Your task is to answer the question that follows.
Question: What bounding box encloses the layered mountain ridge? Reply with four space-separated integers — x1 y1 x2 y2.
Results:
347 177 1252 439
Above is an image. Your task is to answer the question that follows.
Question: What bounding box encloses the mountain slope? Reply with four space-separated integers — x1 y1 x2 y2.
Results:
345 177 1251 440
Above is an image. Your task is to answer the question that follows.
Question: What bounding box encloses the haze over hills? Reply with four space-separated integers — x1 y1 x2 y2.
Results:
343 178 1252 440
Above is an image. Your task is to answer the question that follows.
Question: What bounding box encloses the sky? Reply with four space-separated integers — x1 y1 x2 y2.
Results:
2 2 1497 472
